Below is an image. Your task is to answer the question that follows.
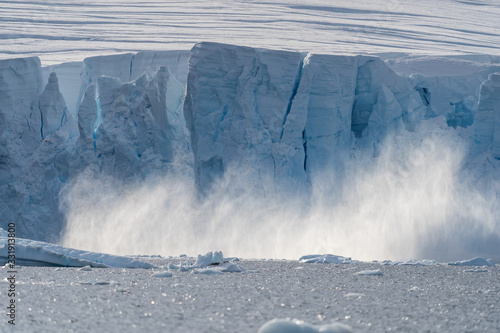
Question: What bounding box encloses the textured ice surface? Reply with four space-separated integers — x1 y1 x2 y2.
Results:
76 66 187 180
185 42 425 193
4 259 499 332
0 57 73 241
0 59 189 241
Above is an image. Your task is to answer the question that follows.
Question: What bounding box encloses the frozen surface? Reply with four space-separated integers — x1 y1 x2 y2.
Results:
3 259 499 332
1 0 500 66
258 318 353 333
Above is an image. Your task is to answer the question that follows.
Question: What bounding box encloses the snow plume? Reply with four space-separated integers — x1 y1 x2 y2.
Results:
61 118 500 262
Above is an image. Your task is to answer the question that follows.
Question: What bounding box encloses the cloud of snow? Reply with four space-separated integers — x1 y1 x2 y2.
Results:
61 119 500 261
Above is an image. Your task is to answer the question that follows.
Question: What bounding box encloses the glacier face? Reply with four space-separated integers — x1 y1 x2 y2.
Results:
472 73 500 158
0 55 188 242
184 42 308 193
1 43 500 259
185 43 427 192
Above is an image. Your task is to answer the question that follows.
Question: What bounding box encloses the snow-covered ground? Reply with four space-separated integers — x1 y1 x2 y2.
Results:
1 0 500 66
2 258 499 332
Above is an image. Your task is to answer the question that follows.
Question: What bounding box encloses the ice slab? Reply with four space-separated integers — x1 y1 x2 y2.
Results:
448 257 495 267
0 230 155 268
299 254 352 264
167 251 245 273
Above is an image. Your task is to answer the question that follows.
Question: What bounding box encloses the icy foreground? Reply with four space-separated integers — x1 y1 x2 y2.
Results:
3 259 498 332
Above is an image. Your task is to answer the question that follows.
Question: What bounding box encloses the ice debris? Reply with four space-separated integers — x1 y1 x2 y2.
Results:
448 257 495 267
299 254 352 264
258 318 353 333
167 251 245 273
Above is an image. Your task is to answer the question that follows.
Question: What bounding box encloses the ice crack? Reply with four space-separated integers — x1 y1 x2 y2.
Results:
280 54 306 140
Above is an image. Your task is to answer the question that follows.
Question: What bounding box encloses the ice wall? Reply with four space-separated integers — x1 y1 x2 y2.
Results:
184 42 307 193
76 66 188 180
387 56 500 129
0 57 75 241
78 51 190 112
0 57 43 181
2 43 500 248
472 73 500 158
0 56 188 242
185 42 426 192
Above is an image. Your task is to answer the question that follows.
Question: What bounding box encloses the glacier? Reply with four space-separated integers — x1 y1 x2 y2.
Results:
1 42 500 261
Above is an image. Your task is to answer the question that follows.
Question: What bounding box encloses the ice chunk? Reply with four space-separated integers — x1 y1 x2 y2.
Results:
258 318 352 333
168 251 245 273
0 230 155 268
448 257 495 267
194 251 223 267
299 254 352 264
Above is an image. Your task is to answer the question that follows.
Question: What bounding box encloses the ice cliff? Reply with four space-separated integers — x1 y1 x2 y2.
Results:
184 43 425 192
1 42 500 243
0 54 188 241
